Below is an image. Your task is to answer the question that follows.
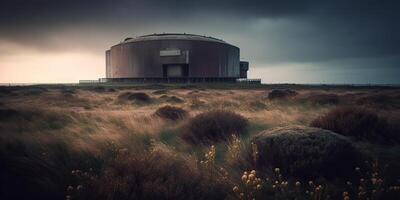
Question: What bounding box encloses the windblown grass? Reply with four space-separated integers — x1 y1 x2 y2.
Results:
0 85 399 200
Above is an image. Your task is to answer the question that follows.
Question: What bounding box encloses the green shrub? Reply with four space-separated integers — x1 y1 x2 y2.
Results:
182 110 248 144
154 106 188 121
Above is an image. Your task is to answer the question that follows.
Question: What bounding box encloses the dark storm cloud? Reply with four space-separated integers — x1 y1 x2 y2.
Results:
0 0 309 37
0 0 399 64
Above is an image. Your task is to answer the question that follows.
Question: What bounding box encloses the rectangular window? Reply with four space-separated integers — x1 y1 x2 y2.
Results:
160 49 181 57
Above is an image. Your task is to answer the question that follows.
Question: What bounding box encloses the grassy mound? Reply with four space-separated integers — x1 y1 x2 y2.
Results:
154 106 188 121
251 125 360 179
152 89 168 95
267 89 297 100
159 95 184 103
182 110 248 144
117 92 152 104
82 151 226 200
310 107 396 143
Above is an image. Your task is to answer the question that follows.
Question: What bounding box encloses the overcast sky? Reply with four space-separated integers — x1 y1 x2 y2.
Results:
0 0 399 84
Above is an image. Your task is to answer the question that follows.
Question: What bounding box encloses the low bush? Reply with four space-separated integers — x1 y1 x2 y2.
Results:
251 125 361 179
267 89 297 100
117 92 152 104
310 107 397 143
154 106 188 121
182 110 248 144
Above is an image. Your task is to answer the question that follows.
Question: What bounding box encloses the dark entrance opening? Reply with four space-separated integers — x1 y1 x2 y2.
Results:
163 64 189 77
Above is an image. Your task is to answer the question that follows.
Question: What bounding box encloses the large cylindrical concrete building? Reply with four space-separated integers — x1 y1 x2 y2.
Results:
105 33 248 82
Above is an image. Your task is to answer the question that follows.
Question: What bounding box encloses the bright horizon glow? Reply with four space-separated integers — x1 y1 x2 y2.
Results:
0 51 104 83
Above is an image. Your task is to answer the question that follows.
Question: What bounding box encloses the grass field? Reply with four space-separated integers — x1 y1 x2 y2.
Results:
0 84 399 200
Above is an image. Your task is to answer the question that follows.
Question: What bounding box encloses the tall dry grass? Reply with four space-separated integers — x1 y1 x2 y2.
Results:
0 86 399 200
